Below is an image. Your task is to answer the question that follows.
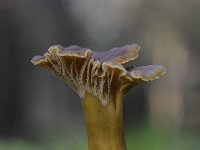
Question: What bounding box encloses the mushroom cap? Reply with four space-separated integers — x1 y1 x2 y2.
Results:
93 44 140 64
31 44 166 105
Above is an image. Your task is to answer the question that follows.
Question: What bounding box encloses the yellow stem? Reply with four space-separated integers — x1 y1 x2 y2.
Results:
82 91 126 150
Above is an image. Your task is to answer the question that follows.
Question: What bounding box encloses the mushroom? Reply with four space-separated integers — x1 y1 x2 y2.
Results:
31 44 166 150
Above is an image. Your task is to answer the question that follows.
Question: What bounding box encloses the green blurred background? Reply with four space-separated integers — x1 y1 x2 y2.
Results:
0 0 200 149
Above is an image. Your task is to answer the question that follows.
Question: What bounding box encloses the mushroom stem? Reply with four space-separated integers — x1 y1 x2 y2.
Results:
82 91 126 150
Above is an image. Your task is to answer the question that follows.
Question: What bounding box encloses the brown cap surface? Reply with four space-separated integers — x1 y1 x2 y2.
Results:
31 44 166 105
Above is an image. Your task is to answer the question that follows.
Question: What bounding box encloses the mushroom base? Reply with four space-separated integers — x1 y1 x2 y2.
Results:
82 92 126 150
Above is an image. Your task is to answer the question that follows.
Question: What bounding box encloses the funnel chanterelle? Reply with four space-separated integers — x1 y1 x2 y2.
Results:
31 44 166 150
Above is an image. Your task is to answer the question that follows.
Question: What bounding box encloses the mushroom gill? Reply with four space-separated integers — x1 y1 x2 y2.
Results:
31 44 166 105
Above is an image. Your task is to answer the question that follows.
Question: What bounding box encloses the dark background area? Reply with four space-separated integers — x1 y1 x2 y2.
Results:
0 0 200 149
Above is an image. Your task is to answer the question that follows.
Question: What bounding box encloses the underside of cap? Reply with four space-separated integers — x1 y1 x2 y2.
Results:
31 44 166 105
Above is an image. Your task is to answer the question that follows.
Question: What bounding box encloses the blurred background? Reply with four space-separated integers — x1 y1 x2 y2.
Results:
0 0 200 149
